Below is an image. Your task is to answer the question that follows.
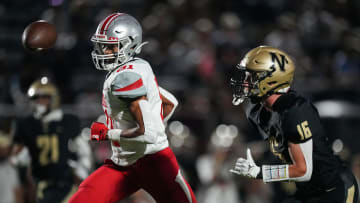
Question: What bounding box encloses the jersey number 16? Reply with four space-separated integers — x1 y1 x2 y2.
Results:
297 121 312 140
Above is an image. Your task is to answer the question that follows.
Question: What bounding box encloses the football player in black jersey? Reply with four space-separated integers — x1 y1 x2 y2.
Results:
229 46 358 203
11 77 91 203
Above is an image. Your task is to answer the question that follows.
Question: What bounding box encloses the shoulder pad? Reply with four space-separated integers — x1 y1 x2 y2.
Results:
130 58 153 73
132 57 150 66
282 103 317 143
111 71 147 98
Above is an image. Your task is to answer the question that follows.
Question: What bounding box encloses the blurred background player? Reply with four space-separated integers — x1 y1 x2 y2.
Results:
69 13 196 203
229 46 359 202
0 121 23 203
11 77 92 203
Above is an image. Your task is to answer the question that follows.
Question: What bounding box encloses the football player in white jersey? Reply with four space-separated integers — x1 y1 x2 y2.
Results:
69 13 197 203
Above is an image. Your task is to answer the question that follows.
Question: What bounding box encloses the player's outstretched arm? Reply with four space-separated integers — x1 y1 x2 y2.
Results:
230 140 313 183
261 140 313 182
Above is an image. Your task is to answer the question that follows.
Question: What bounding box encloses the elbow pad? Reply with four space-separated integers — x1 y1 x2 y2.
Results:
139 100 165 144
290 139 313 182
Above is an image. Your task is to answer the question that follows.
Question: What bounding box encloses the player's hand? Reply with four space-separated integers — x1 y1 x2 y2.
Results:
90 122 108 141
230 148 260 179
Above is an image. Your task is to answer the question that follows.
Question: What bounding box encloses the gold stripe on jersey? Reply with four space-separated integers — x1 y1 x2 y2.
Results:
346 184 355 203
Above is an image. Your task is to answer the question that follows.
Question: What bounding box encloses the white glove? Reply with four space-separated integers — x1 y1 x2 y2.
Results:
230 148 261 178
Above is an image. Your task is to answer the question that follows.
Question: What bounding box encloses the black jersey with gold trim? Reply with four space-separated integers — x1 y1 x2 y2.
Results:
246 91 344 195
13 112 80 183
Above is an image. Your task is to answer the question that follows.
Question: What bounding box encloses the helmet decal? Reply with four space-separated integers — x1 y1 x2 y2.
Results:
270 52 289 72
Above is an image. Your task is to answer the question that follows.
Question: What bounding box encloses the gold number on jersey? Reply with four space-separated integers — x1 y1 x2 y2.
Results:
296 121 312 140
37 135 59 166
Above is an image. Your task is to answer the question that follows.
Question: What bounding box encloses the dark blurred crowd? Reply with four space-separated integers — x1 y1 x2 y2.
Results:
0 0 360 202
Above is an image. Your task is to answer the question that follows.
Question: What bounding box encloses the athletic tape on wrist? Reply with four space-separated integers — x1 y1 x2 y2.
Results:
107 129 122 141
262 164 289 183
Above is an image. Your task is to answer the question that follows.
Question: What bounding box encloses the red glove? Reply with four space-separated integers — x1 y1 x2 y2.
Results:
90 122 108 141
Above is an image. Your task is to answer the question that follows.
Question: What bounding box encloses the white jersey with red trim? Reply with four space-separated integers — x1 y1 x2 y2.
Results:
102 58 169 166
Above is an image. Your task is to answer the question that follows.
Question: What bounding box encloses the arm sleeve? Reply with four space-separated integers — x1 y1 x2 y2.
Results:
289 139 313 182
159 87 178 123
280 104 315 182
111 71 147 98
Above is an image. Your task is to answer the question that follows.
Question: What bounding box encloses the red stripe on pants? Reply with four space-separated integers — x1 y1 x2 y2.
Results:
69 147 197 203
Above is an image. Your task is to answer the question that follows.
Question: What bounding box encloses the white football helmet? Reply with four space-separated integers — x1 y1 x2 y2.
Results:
91 13 147 71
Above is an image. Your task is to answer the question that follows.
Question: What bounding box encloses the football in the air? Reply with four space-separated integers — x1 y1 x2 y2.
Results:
22 20 57 52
